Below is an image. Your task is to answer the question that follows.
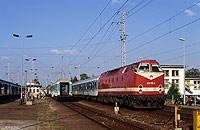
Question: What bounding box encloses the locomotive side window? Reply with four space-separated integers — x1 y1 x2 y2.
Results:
151 63 162 72
138 63 149 72
131 65 136 71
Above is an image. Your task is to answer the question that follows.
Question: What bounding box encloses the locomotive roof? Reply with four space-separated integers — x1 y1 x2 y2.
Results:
101 60 158 77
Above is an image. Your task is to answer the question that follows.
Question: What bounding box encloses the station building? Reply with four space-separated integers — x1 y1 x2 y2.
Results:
161 65 200 96
185 78 200 95
26 82 42 98
160 65 185 95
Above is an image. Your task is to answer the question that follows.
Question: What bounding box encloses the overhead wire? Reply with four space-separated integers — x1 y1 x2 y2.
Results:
80 0 152 67
84 16 200 72
127 41 200 63
69 0 112 50
85 1 200 65
67 0 129 65
81 22 119 66
127 0 154 18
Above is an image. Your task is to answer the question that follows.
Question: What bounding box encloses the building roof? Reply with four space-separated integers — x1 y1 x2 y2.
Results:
185 78 200 80
160 65 184 68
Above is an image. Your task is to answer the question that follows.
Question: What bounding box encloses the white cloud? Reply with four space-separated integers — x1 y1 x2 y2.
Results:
1 56 9 60
64 50 79 55
50 49 63 54
50 49 78 55
112 0 120 4
184 9 196 16
196 2 200 7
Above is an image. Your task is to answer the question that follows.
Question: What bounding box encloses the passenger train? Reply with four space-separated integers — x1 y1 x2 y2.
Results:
48 60 166 109
0 79 21 99
47 79 72 100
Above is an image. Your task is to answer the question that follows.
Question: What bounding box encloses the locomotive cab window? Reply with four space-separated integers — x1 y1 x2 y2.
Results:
151 63 162 72
138 63 149 72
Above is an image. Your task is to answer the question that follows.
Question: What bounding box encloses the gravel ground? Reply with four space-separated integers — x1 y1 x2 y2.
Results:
0 98 107 130
75 100 194 130
0 97 194 130
0 99 37 130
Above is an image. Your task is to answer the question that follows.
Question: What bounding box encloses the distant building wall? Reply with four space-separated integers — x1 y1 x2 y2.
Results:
160 65 184 95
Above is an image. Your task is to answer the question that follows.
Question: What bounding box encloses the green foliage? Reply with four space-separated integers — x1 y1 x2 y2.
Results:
185 68 200 78
70 76 78 83
167 83 181 99
80 73 90 80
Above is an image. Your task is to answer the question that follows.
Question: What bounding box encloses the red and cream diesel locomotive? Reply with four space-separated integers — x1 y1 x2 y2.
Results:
98 60 165 108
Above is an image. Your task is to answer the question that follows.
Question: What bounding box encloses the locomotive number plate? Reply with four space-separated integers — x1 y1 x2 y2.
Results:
147 82 155 85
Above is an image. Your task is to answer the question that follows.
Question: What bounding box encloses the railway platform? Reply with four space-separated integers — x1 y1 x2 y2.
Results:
0 97 107 130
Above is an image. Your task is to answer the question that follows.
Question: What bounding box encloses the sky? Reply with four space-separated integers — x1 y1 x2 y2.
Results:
0 0 200 87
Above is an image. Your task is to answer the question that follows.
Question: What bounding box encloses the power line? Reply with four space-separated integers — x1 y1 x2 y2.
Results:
127 0 154 18
81 0 155 65
88 1 200 63
127 41 200 63
161 50 200 63
67 0 129 65
126 1 200 43
69 0 112 50
84 16 200 72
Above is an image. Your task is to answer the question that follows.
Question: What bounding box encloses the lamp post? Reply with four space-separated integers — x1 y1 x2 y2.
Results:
13 34 32 105
75 64 80 80
179 37 186 105
25 58 36 82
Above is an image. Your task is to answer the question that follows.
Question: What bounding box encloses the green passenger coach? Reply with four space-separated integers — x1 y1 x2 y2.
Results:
47 79 72 98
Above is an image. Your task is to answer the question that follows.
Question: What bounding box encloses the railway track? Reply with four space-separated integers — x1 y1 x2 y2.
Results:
61 101 159 130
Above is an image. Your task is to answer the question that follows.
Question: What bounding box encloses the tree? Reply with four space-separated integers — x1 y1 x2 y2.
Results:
71 76 78 83
167 83 181 100
185 68 200 78
80 73 90 80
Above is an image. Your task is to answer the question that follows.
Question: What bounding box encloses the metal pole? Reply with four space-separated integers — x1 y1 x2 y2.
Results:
20 37 24 105
179 38 186 105
120 12 128 67
183 40 186 105
8 62 10 82
112 11 128 67
62 56 64 79
78 64 80 80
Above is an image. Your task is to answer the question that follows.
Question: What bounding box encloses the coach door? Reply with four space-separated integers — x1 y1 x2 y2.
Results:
60 83 69 96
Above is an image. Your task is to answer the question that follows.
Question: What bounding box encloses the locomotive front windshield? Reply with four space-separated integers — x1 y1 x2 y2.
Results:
151 63 162 72
138 63 162 72
138 63 149 72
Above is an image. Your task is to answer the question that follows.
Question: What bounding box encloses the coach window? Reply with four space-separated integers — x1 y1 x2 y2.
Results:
121 76 123 81
105 80 107 83
109 79 110 83
138 63 149 72
116 77 118 82
112 78 114 83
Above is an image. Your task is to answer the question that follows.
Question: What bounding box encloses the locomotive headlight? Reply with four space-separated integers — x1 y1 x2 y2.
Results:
158 85 163 93
138 85 143 93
